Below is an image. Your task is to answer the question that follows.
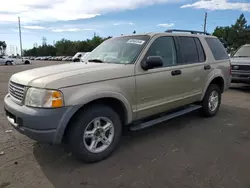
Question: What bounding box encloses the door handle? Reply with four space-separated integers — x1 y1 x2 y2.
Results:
171 70 182 76
204 65 211 70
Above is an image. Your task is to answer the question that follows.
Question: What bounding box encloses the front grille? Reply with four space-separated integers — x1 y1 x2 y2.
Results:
9 81 25 103
232 65 250 71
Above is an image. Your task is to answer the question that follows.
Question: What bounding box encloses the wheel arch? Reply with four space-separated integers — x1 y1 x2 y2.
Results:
54 94 133 144
24 60 30 64
201 76 225 100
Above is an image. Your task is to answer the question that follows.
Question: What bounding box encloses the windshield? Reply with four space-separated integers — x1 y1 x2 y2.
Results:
85 35 150 64
233 46 250 57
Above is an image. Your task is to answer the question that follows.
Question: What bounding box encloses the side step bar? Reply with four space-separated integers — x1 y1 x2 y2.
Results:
130 105 202 131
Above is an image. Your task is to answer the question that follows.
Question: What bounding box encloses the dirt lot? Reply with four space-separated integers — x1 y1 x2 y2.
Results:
0 61 250 188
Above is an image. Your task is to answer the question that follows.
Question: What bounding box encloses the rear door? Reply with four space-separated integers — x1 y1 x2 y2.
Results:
174 36 208 103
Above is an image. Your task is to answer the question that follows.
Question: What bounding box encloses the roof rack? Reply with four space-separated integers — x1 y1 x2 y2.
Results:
165 29 211 35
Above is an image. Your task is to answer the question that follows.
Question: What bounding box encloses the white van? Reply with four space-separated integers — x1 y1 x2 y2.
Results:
72 52 86 62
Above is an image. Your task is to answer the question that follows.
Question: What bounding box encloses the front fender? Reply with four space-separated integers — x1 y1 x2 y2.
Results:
54 90 134 144
75 91 133 123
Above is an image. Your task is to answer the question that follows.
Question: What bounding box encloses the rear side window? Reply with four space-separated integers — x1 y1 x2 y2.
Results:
194 38 206 62
205 38 229 60
178 37 199 63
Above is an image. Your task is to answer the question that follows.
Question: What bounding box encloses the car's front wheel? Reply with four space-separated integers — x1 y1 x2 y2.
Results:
24 60 30 64
67 104 122 163
5 61 13 65
201 84 221 117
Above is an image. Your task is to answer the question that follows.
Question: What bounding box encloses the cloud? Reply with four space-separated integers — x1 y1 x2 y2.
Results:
157 23 175 27
23 25 46 29
11 29 31 33
51 28 81 32
113 22 134 26
0 0 181 23
181 0 250 11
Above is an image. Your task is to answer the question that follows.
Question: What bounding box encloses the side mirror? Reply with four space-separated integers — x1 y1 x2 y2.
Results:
141 56 163 70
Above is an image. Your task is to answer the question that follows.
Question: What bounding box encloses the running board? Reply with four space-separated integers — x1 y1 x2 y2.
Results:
130 105 202 131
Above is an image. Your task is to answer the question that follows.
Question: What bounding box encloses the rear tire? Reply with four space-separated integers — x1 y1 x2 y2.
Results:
67 104 122 163
201 84 221 117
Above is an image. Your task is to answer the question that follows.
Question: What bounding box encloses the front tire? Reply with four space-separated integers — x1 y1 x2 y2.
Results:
5 61 12 65
201 84 221 117
67 105 122 163
24 60 30 64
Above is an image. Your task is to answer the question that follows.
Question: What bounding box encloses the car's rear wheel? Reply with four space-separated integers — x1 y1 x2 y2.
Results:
67 104 122 163
201 84 221 117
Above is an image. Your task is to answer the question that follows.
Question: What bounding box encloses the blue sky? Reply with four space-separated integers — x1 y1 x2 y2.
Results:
1 0 250 54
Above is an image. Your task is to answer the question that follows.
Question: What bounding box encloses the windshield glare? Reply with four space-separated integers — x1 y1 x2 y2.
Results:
86 36 150 64
233 46 250 57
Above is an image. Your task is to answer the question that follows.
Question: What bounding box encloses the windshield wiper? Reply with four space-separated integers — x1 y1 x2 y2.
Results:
88 59 104 63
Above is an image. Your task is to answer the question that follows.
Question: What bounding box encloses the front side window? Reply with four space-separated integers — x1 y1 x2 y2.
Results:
144 36 177 67
86 35 150 64
233 45 250 58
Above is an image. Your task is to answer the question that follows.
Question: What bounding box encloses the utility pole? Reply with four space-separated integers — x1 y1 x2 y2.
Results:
204 12 207 33
18 17 23 57
42 37 47 46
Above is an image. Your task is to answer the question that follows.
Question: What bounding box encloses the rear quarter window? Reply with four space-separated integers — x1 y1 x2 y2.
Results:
205 38 229 60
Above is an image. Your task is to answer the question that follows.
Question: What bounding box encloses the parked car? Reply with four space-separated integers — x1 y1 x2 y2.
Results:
72 52 86 62
0 56 15 65
62 56 73 61
80 52 91 62
13 57 31 65
4 30 231 162
49 57 56 61
230 44 250 84
0 56 31 65
62 56 68 61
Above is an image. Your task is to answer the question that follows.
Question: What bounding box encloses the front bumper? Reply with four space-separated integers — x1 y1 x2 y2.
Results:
231 71 250 84
4 94 79 144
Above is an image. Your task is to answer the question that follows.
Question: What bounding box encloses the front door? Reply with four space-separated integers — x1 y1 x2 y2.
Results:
135 36 186 119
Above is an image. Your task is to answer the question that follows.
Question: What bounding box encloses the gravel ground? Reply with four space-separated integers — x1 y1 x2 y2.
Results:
0 61 250 188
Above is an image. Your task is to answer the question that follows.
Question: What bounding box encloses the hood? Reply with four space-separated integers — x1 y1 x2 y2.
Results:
231 57 250 65
10 62 134 88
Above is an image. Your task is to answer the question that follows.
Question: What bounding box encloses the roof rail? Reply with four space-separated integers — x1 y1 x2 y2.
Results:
165 29 211 35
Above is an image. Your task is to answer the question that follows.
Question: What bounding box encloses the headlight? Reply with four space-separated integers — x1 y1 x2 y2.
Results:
25 88 64 108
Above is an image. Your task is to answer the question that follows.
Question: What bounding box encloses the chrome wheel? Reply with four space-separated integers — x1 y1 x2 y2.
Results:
208 91 219 112
83 117 114 153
